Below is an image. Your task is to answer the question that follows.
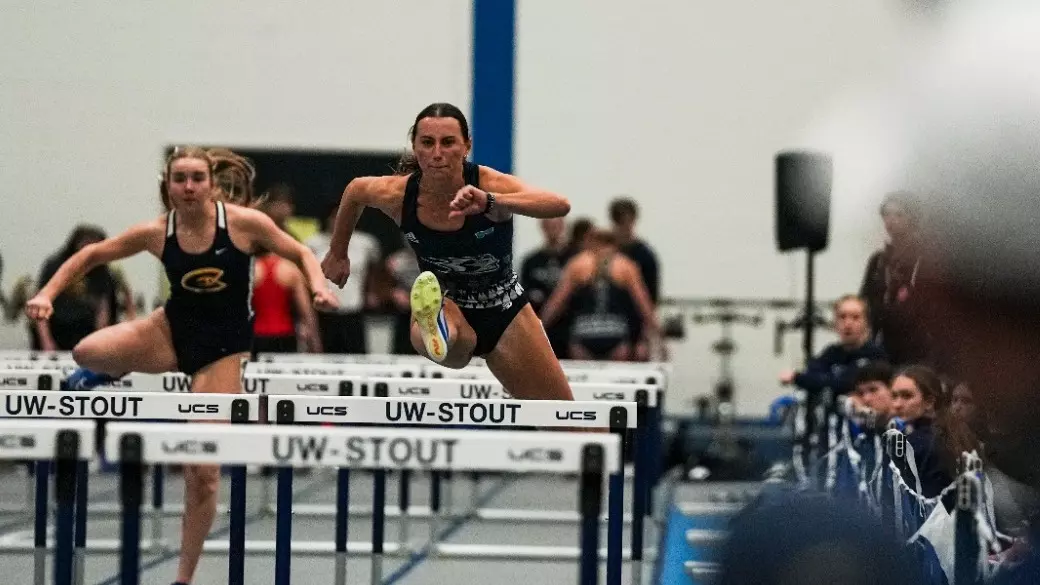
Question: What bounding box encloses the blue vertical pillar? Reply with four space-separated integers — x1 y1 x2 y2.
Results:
471 0 517 173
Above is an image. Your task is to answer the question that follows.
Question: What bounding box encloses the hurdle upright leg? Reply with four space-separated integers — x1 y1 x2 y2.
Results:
443 470 454 518
274 467 293 585
631 393 649 585
428 471 442 547
150 465 165 552
53 431 79 585
578 445 605 585
398 469 412 551
371 469 387 585
606 408 628 585
228 465 247 585
74 459 89 585
118 435 144 585
33 460 50 585
334 468 351 585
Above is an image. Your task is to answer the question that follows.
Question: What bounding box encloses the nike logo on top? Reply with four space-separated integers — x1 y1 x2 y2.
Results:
215 248 227 255
475 227 495 239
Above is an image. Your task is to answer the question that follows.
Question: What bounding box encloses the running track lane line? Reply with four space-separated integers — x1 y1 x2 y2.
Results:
90 471 335 585
382 477 511 585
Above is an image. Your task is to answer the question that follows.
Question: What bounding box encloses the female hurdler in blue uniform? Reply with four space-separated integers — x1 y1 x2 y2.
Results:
321 103 575 401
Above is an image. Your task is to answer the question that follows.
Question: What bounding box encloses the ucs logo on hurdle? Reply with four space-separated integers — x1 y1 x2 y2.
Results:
555 410 597 421
307 406 349 416
0 434 36 450
162 440 219 455
508 448 564 463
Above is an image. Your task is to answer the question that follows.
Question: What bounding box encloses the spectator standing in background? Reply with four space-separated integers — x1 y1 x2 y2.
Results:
32 225 120 351
520 217 569 358
306 201 380 354
385 235 421 355
860 192 930 367
609 197 660 302
262 182 297 233
562 216 594 262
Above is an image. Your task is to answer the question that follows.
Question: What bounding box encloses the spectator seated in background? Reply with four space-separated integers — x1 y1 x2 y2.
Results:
847 360 895 432
32 225 121 351
890 365 952 498
779 294 887 398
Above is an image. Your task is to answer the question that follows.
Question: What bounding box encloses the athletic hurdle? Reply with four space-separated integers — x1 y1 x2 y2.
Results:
0 389 259 585
245 373 659 507
242 372 655 584
267 393 638 584
103 421 624 585
243 361 667 490
0 419 95 585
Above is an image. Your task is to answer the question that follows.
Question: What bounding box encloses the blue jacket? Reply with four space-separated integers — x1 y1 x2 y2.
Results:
793 340 888 396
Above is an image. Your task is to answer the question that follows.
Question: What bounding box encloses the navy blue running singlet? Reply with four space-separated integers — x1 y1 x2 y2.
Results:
399 162 529 356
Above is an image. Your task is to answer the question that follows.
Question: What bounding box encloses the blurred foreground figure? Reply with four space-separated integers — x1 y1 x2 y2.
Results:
719 489 919 585
874 3 1040 581
892 1 1040 496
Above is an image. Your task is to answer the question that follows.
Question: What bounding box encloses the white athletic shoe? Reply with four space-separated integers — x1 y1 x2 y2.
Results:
411 271 450 362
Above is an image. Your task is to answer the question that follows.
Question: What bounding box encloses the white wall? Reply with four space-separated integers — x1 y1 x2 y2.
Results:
1 1 927 418
0 1 472 316
515 0 922 415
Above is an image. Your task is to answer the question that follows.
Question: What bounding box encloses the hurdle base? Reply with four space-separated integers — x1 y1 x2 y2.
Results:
0 539 657 560
82 502 232 517
279 504 636 525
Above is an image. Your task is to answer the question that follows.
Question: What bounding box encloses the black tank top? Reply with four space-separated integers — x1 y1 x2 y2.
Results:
162 201 254 322
400 162 522 310
569 254 637 342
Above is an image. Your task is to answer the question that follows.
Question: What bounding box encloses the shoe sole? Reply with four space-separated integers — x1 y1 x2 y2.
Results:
411 271 449 362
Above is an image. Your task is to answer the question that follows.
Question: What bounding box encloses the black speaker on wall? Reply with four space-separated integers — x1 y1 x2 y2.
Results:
775 151 832 252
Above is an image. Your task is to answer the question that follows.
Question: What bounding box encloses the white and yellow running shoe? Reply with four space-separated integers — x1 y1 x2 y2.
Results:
410 271 450 362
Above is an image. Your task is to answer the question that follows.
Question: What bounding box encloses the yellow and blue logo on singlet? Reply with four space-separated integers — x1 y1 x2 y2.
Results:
180 267 228 293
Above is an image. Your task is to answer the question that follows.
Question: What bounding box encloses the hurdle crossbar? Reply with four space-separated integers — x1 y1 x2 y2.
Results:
0 390 258 421
267 395 636 429
243 372 660 405
104 422 621 474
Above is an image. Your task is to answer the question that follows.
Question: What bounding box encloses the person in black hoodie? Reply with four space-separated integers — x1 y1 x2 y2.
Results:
860 191 930 367
779 294 887 398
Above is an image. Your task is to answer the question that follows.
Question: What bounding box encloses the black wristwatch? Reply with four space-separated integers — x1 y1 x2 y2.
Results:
483 191 496 214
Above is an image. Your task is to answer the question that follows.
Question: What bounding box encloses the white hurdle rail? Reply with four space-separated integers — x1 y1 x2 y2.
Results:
104 421 624 585
0 420 95 585
0 391 259 585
